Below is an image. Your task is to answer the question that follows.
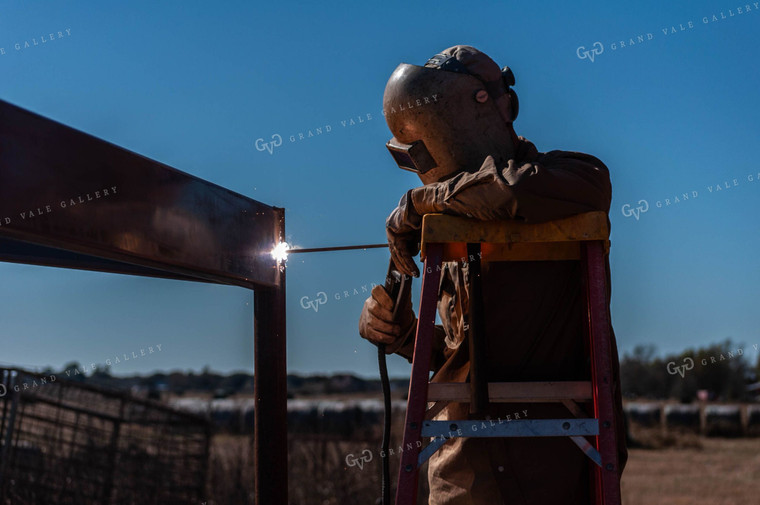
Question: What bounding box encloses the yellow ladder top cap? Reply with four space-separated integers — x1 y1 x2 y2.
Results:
420 211 609 257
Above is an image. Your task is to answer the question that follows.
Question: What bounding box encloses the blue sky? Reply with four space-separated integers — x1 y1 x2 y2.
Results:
0 0 758 379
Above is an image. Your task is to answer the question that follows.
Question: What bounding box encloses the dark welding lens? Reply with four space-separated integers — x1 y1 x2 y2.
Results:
387 144 418 172
386 138 437 174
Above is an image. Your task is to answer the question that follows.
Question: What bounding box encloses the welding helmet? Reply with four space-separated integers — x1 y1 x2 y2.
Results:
383 45 519 184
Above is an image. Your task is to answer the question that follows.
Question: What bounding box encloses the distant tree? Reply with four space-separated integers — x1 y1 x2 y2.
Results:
168 371 192 393
686 339 752 401
197 365 219 390
621 340 753 401
220 373 251 393
91 364 111 377
60 361 85 381
620 344 669 399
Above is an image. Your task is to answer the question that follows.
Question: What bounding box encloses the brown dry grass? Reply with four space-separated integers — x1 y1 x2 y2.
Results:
205 433 393 505
205 413 424 505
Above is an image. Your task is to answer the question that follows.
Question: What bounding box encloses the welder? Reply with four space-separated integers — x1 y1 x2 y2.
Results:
359 45 627 504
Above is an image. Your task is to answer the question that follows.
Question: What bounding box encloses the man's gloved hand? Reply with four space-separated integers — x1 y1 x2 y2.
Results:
386 189 424 278
359 285 415 353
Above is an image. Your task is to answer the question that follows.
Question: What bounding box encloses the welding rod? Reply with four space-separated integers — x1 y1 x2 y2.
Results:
285 243 388 254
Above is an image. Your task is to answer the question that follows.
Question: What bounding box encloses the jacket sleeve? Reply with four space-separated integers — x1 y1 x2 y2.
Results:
411 151 612 223
389 319 449 371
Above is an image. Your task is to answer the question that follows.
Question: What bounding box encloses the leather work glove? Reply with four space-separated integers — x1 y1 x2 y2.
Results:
386 189 423 278
359 285 416 354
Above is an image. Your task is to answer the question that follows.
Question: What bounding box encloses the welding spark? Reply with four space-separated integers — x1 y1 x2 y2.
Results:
271 242 290 263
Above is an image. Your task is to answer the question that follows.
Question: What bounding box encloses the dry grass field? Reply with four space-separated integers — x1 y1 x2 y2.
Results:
204 428 760 504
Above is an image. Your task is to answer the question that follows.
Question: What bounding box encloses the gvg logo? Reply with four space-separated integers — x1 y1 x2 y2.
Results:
345 449 373 470
576 42 604 62
255 134 282 155
621 199 649 220
666 357 695 378
300 292 328 313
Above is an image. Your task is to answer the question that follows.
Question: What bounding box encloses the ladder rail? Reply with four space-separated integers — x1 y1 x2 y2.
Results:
583 241 622 505
395 244 444 505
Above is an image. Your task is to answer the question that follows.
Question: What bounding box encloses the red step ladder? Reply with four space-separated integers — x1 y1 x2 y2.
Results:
395 211 621 505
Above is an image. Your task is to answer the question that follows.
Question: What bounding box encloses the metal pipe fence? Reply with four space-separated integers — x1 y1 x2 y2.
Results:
0 368 211 505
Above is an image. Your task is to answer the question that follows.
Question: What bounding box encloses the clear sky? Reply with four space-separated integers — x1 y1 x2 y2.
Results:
1 0 759 379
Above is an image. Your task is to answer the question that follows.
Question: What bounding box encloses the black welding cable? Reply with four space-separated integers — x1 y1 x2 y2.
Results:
378 259 410 505
378 343 392 505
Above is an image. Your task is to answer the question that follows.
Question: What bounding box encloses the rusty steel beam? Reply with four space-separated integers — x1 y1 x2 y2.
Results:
254 209 287 505
0 237 219 284
0 99 281 288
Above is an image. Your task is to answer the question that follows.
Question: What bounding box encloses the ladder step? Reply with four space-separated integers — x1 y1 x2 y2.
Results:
417 419 600 467
427 381 592 402
421 418 599 438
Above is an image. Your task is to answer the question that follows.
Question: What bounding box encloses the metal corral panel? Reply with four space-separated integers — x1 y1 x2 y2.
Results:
0 368 211 505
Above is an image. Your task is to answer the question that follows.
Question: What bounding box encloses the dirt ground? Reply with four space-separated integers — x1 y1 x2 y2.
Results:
621 437 760 505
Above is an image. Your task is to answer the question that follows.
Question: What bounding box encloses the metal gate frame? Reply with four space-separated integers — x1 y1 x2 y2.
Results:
0 99 287 504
